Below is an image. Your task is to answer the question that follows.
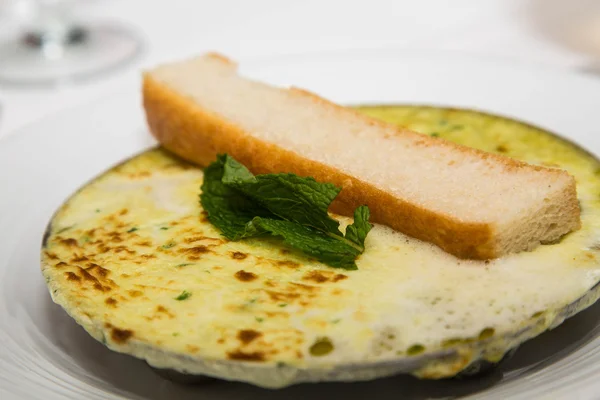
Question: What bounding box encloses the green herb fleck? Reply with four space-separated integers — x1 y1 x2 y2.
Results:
162 242 176 249
175 290 192 301
172 332 180 337
278 303 287 308
95 209 101 213
200 155 372 269
56 225 74 234
430 132 440 137
478 327 495 340
176 263 193 268
309 337 334 356
255 317 264 323
81 236 91 243
407 344 425 355
127 227 138 233
160 227 169 230
531 311 544 318
249 297 258 304
331 318 341 324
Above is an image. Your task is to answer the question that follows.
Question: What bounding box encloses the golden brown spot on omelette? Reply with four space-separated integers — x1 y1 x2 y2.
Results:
87 263 110 277
111 328 133 344
65 271 81 281
105 297 118 307
290 282 317 292
265 311 289 318
181 246 210 257
140 254 156 259
96 244 111 254
110 235 123 243
55 261 67 268
237 329 263 345
79 267 98 282
184 236 211 244
155 305 175 319
71 255 88 263
303 270 329 283
118 208 129 216
95 283 110 292
280 249 291 255
495 145 508 153
302 270 347 284
136 240 153 247
235 270 258 282
231 251 247 260
264 280 277 288
128 290 143 297
227 350 266 362
186 345 200 353
275 260 300 268
45 251 58 260
113 246 136 255
266 290 301 303
59 238 79 247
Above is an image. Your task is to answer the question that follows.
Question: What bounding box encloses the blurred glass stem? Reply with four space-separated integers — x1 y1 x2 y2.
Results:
21 0 83 59
0 0 141 86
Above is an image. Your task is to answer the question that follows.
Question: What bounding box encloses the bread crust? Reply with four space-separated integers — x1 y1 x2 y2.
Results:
142 55 580 259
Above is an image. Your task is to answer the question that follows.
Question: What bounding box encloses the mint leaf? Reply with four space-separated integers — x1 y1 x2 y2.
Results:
200 155 271 240
344 206 372 250
251 218 359 270
200 154 371 269
222 155 342 234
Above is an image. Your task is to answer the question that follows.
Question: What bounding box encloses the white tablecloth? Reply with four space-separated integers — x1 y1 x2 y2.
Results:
1 0 598 138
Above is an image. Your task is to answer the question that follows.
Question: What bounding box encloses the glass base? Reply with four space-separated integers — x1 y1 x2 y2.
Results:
0 23 143 87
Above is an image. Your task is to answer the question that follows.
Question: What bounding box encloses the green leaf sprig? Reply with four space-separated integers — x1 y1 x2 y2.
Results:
200 155 372 270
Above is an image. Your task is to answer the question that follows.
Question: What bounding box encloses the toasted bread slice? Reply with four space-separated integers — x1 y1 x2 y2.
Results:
142 53 580 259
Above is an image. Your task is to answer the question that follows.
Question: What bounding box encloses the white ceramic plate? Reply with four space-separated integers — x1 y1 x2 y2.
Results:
2 49 600 400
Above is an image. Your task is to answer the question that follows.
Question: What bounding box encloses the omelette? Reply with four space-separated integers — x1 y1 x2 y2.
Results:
41 106 600 388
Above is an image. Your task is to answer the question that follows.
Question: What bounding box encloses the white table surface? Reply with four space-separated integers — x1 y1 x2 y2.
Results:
0 0 599 138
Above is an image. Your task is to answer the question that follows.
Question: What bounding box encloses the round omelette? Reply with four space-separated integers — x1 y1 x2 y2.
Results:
41 106 600 388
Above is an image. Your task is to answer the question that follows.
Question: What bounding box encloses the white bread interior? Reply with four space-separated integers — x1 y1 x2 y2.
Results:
142 53 581 259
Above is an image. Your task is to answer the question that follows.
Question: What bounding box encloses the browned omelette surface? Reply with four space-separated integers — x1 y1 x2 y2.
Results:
41 107 600 387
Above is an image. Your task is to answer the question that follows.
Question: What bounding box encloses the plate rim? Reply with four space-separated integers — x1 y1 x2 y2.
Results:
2 48 600 399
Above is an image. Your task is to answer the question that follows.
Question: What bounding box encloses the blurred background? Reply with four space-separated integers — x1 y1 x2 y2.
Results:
0 0 598 138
